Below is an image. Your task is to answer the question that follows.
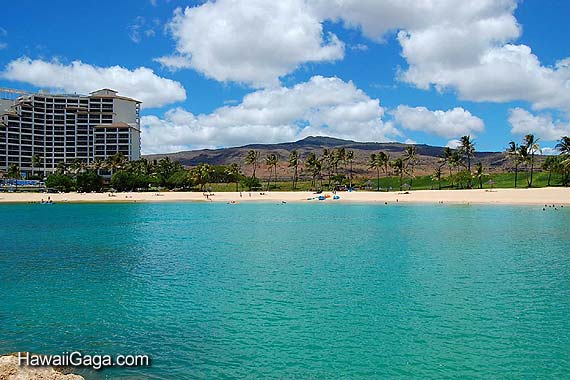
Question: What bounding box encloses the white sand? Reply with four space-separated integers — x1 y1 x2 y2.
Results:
0 188 568 205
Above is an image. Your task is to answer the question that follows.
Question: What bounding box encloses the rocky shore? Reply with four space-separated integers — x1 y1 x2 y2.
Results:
0 354 84 380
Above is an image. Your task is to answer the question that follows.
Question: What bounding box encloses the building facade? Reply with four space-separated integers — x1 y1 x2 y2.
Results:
0 88 141 177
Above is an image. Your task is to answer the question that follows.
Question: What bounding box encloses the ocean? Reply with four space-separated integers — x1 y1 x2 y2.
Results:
1 202 569 379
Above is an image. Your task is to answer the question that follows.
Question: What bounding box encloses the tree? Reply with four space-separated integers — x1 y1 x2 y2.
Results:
458 136 475 187
305 152 322 189
245 150 260 181
473 162 485 189
191 163 213 191
442 147 454 178
105 152 128 172
368 153 382 191
31 154 42 178
76 171 103 192
523 134 541 187
89 158 105 172
542 156 559 187
390 158 406 191
7 164 21 179
264 153 279 191
507 141 522 188
403 145 418 190
46 173 73 192
335 147 346 176
556 136 570 155
226 163 242 192
288 150 300 190
69 158 87 175
346 150 354 188
557 136 570 186
432 166 443 190
55 162 67 175
166 170 193 190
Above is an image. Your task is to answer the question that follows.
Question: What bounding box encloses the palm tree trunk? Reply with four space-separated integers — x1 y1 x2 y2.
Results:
377 167 380 191
399 172 403 191
529 154 534 187
514 165 518 188
548 169 552 187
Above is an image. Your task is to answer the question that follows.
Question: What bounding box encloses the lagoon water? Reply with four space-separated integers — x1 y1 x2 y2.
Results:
1 202 570 379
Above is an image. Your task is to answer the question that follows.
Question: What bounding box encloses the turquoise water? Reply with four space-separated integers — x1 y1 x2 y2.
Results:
1 202 570 379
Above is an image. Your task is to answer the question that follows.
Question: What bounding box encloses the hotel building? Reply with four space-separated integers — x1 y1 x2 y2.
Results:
0 88 141 177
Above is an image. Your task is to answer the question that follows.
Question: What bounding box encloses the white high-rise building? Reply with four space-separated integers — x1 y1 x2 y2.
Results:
0 88 141 177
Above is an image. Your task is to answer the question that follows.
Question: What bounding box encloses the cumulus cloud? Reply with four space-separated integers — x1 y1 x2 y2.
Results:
392 105 484 139
541 147 559 156
154 0 570 115
508 108 570 142
446 139 462 149
156 0 344 87
141 76 401 153
2 57 186 108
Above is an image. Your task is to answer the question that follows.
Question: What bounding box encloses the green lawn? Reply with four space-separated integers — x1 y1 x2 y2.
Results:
203 170 567 192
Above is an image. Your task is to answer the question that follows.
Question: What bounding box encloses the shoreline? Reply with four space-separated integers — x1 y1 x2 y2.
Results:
0 188 568 206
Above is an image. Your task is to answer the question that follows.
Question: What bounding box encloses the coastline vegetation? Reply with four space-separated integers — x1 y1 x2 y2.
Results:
3 134 570 193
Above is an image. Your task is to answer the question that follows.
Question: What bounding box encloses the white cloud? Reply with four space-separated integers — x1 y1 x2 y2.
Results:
392 105 484 139
141 76 401 153
316 1 570 112
508 108 570 142
446 139 462 149
128 17 159 44
541 147 559 156
2 57 186 108
156 0 344 86
401 44 570 112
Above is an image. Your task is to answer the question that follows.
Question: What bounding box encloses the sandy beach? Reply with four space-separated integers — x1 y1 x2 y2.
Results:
0 187 568 205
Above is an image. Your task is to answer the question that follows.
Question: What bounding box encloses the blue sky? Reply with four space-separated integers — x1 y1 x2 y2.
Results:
1 0 569 154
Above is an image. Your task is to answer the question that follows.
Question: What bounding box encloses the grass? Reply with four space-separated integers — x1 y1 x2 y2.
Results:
203 170 567 192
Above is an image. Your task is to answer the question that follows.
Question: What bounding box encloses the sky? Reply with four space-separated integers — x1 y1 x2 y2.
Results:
1 0 570 155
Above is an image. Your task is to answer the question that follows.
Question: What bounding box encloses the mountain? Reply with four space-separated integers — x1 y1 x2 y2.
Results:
144 136 513 177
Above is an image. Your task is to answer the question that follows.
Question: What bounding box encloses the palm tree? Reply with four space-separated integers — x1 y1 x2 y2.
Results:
346 150 354 188
459 136 475 171
403 145 418 190
459 136 475 187
89 158 105 173
368 153 382 191
542 156 559 187
69 158 87 175
556 136 570 155
335 147 346 176
191 163 212 191
245 150 260 180
305 152 322 188
226 163 242 192
442 147 454 178
105 152 128 173
7 163 21 179
507 141 522 188
31 154 42 178
55 162 67 175
558 136 570 186
473 162 484 189
390 158 406 191
322 149 333 188
288 150 300 190
432 165 443 190
265 153 279 191
523 134 541 187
